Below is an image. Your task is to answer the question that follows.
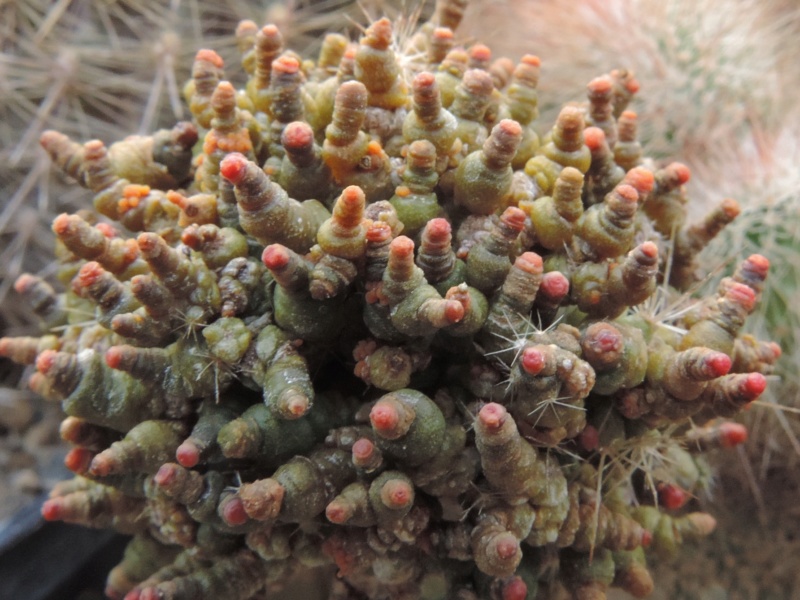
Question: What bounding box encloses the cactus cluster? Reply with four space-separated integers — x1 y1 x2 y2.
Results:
0 2 781 599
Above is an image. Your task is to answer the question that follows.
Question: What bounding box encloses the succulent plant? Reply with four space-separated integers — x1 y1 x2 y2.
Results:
0 1 782 598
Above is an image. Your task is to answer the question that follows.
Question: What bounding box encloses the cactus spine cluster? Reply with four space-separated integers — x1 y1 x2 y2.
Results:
0 1 781 599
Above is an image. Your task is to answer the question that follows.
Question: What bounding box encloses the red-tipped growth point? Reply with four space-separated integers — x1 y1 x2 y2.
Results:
414 71 436 89
521 54 540 67
720 197 741 219
352 438 375 463
671 162 691 185
515 251 543 275
707 352 732 378
14 273 38 295
389 235 415 259
727 282 756 312
221 496 249 526
588 76 612 95
502 577 528 600
196 48 224 69
539 271 570 300
262 244 290 270
154 463 180 488
366 221 392 243
77 261 104 288
325 501 351 524
658 483 689 510
272 55 299 74
176 441 200 468
622 167 655 196
89 454 115 477
478 402 507 432
219 152 248 184
380 479 414 510
64 448 94 474
718 422 748 447
41 498 63 521
743 372 767 398
744 254 770 278
51 213 73 236
104 346 126 370
583 126 606 151
578 424 600 452
641 529 653 548
35 349 58 376
370 401 400 434
521 346 546 375
469 43 491 63
640 241 658 259
282 121 314 151
425 218 451 241
493 533 519 560
444 299 465 324
500 206 526 232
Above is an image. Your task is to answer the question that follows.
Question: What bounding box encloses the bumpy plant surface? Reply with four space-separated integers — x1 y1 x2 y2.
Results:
0 2 781 599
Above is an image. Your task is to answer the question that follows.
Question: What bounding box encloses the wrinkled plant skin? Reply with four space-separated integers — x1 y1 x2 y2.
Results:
0 1 780 599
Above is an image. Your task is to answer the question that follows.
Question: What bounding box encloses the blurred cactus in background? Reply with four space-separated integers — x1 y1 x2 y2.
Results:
1 0 799 599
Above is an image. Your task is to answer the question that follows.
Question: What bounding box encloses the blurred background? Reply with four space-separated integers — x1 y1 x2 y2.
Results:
1 1 798 598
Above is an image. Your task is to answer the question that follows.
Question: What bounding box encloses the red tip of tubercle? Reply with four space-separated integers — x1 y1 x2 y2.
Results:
352 438 375 461
743 373 767 398
272 55 299 74
196 49 223 69
494 534 518 560
382 480 413 508
14 273 37 294
469 43 491 62
720 198 741 219
624 167 655 195
444 300 465 324
366 221 391 243
583 126 606 151
641 529 653 548
658 482 689 510
671 162 691 185
425 218 451 241
521 54 540 67
123 590 142 600
521 346 546 375
727 282 756 311
262 244 290 270
221 496 249 526
578 425 600 452
51 213 73 236
325 501 349 524
77 261 104 287
621 110 638 122
341 185 365 208
35 349 58 375
498 118 522 138
89 454 114 477
154 463 180 487
176 442 200 468
588 76 612 95
41 498 63 521
640 241 658 259
370 401 399 433
64 448 94 474
104 346 125 370
502 577 528 600
390 236 415 259
282 121 314 150
615 184 639 203
479 402 507 431
707 352 732 378
501 207 526 231
219 152 248 184
516 251 543 274
414 71 436 88
625 77 640 94
744 254 770 277
433 27 453 40
719 422 748 447
539 271 570 299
